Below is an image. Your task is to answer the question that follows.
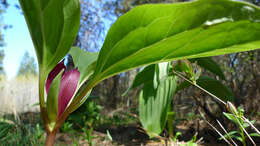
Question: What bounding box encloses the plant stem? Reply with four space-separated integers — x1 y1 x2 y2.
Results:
167 104 174 139
45 130 57 146
39 70 50 132
172 70 226 105
241 129 246 146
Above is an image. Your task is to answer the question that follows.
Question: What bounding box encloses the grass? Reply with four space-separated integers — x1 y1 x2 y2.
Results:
0 75 44 145
0 75 39 114
0 112 44 146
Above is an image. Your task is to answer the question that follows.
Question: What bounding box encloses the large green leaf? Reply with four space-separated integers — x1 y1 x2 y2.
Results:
19 0 80 72
92 0 260 85
177 76 234 102
197 76 234 101
19 0 81 109
139 62 178 137
190 57 225 80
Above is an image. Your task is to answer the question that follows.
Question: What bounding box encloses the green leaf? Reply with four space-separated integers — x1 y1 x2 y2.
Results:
106 130 113 141
46 71 63 129
91 0 260 87
180 142 197 146
242 122 250 128
20 0 81 108
226 131 239 137
124 62 170 95
174 60 193 78
68 47 98 113
249 133 260 137
219 131 238 140
234 136 243 142
190 57 225 80
196 76 234 101
176 80 191 92
177 76 234 101
223 112 238 124
69 47 99 86
139 62 178 137
19 0 80 73
122 65 155 96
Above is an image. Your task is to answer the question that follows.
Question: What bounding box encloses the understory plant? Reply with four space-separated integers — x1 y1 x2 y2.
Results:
0 115 44 145
19 0 260 145
220 107 260 146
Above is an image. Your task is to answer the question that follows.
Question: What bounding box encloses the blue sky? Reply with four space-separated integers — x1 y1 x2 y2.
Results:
2 0 36 79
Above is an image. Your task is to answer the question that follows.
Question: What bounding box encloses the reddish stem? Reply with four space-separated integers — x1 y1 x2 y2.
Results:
45 130 57 146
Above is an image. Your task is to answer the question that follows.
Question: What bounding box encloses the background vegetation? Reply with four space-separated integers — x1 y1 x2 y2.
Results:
1 0 260 145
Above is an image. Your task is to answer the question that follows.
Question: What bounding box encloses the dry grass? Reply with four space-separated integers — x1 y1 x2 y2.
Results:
0 75 39 114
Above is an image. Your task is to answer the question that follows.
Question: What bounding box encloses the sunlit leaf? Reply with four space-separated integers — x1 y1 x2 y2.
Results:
92 0 260 86
20 0 81 109
223 112 238 124
249 133 260 137
19 0 80 73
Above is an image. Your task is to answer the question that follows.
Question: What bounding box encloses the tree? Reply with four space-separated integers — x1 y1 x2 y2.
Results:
0 1 9 75
0 49 4 75
17 51 37 76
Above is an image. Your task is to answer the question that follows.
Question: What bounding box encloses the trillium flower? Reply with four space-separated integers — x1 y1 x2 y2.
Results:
46 60 80 120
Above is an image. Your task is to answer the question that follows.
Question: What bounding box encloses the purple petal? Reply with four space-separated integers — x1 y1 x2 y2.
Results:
58 68 80 117
45 60 66 94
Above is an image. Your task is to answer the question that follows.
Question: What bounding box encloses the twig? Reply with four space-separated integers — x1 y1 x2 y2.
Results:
216 120 238 146
199 111 232 145
196 137 203 144
234 115 256 146
172 70 226 105
173 70 259 146
242 116 260 136
205 120 232 145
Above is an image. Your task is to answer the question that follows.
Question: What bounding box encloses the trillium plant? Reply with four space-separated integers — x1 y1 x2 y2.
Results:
19 0 260 145
45 60 80 126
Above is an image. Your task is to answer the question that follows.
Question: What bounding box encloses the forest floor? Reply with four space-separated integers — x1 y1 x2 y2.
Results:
2 111 260 145
54 123 227 146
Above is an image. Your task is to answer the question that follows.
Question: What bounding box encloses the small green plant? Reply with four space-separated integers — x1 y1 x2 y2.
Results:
106 130 113 141
64 97 101 145
67 97 101 129
101 112 138 127
167 110 175 139
187 112 200 121
82 127 95 146
220 107 260 146
179 133 198 146
180 141 197 146
60 121 73 133
172 131 181 142
72 134 80 146
167 107 185 140
0 115 44 145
